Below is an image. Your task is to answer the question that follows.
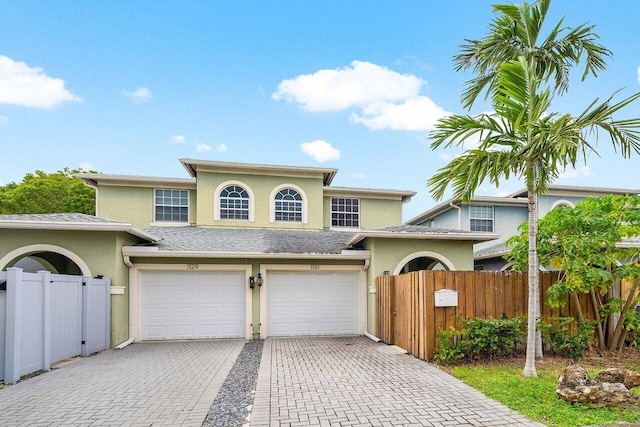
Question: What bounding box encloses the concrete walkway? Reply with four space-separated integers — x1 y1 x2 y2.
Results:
0 340 244 426
250 336 545 427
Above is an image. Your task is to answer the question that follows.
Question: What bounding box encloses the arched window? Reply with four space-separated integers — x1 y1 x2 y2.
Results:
220 185 250 220
274 188 303 222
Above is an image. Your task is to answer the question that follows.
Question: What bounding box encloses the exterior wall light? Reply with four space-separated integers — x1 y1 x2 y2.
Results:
249 273 264 288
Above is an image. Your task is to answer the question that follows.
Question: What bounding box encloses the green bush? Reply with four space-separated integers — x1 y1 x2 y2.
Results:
538 316 594 361
434 316 525 364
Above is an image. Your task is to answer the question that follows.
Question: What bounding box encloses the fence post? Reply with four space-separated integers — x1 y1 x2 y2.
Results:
4 267 23 384
39 270 52 372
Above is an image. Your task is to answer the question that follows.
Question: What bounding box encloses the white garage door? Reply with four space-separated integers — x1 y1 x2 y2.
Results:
267 271 360 336
140 270 245 340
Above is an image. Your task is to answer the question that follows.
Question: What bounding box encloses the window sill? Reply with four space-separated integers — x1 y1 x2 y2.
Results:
149 221 191 227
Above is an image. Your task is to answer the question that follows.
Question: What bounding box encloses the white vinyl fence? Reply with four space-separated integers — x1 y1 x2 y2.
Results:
0 268 111 384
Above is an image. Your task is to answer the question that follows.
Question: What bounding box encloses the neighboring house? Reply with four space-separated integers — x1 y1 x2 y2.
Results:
406 185 640 270
0 159 496 346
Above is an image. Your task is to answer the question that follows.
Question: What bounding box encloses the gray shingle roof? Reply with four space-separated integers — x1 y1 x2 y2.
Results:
0 213 126 224
474 242 509 259
371 225 483 235
142 227 357 254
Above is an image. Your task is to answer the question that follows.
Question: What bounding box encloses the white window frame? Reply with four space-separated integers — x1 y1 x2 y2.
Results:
154 188 189 223
469 205 494 232
214 181 255 222
269 184 308 224
330 197 360 229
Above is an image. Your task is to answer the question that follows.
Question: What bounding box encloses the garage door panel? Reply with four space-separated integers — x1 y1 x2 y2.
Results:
267 271 359 337
141 271 245 340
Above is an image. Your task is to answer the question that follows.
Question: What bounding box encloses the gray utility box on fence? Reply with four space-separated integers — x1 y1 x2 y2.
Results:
434 289 458 307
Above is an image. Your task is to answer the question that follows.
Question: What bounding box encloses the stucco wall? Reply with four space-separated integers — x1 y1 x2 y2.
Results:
362 237 475 335
195 171 325 229
97 185 197 228
322 196 403 229
0 229 141 346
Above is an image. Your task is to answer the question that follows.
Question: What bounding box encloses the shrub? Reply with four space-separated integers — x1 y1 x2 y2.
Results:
434 316 525 364
538 316 594 360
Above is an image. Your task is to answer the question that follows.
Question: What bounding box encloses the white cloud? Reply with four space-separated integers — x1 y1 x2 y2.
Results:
0 55 81 108
300 140 341 163
559 166 594 179
350 173 366 179
439 152 451 161
216 143 228 153
78 162 94 171
195 143 212 152
0 116 7 126
273 61 423 112
350 96 449 131
124 86 152 102
637 66 640 83
170 135 185 144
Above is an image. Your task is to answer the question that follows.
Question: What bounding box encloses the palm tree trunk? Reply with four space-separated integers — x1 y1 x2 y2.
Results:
523 184 539 377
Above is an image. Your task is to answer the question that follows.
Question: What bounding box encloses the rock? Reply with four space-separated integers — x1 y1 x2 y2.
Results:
557 365 632 407
595 368 640 389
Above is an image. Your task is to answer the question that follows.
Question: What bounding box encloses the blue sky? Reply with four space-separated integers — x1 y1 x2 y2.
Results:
1 1 639 220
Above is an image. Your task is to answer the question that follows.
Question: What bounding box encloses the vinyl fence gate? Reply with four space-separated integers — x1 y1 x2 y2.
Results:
0 268 111 384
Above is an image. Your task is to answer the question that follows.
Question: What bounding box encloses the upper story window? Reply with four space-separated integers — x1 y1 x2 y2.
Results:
331 197 359 228
220 185 250 220
154 189 189 222
274 188 303 222
469 205 493 232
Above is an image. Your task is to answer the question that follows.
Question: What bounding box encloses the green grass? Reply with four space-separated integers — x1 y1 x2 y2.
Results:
449 364 640 427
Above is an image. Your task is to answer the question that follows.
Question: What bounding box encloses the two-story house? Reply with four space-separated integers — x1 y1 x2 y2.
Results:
0 159 496 346
406 185 640 270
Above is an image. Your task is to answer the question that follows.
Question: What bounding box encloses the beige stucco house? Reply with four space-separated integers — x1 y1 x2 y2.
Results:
0 159 496 346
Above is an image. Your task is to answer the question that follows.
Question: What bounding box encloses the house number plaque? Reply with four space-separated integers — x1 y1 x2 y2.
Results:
310 264 320 270
187 264 199 270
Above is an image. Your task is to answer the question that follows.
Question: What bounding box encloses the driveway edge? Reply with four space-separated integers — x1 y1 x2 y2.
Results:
248 338 272 426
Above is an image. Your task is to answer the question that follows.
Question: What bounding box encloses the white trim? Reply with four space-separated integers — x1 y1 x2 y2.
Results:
259 264 366 338
269 184 308 224
0 244 92 276
345 230 497 246
132 263 253 341
392 251 456 275
213 180 255 222
550 199 575 209
122 245 371 260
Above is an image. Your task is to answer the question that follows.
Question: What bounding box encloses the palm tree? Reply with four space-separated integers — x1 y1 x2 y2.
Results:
428 0 640 377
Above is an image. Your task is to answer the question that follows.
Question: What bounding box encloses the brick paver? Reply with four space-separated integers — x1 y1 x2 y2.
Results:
250 336 545 427
0 339 244 426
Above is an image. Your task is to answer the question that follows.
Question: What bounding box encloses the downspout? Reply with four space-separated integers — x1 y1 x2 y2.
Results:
362 257 381 342
450 202 462 229
115 255 135 349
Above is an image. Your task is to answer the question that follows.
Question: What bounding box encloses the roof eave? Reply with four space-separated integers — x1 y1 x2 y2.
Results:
346 231 498 246
122 246 371 260
0 220 160 242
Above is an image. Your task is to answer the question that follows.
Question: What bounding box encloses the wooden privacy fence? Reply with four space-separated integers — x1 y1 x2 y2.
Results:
376 270 595 361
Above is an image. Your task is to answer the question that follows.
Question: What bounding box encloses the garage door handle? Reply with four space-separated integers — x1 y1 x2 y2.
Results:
392 309 397 316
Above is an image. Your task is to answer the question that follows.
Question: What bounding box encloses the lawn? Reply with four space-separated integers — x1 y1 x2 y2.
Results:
445 352 640 427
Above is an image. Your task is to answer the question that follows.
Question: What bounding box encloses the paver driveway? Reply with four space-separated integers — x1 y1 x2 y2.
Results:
0 339 244 426
250 336 545 427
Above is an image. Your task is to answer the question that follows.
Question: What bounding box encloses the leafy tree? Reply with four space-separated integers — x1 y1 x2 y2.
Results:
427 0 640 376
507 195 640 352
0 168 96 215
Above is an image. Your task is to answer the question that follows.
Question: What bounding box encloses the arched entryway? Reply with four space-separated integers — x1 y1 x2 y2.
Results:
393 251 456 275
0 244 91 276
